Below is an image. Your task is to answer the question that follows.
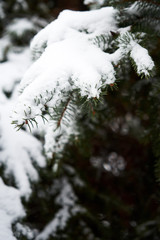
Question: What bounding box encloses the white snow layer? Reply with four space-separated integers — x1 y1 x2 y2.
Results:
0 5 155 240
36 177 85 240
13 7 117 125
0 47 45 238
0 48 31 102
130 43 154 76
14 37 116 124
0 178 25 240
0 103 45 196
84 0 105 9
14 6 155 122
45 117 77 159
30 7 117 59
110 31 155 76
12 7 154 159
84 0 104 4
125 1 140 15
7 18 36 37
0 48 45 196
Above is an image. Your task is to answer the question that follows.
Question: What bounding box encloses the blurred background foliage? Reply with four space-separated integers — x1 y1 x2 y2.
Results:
0 0 160 239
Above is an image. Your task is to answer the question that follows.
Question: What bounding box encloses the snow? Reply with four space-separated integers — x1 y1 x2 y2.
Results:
84 0 105 9
30 7 117 59
0 4 156 239
130 43 154 76
0 44 46 239
7 18 36 38
0 47 46 196
110 31 155 77
125 1 140 15
0 178 25 240
45 116 78 159
0 48 31 101
13 7 117 127
15 223 38 239
12 7 155 162
84 0 104 4
13 37 116 125
36 177 85 240
0 103 45 196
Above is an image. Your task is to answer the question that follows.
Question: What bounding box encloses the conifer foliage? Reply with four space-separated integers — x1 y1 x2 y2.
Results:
0 0 160 239
12 1 155 160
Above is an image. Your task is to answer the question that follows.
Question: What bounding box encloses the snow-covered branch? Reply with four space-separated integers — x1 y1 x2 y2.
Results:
12 6 154 160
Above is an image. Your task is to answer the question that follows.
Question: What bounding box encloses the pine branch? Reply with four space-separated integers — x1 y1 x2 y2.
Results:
57 97 71 128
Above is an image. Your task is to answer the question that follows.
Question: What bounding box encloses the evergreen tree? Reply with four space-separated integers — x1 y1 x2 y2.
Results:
0 0 160 239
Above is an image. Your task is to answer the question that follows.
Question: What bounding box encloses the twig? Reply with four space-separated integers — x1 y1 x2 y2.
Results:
57 97 71 127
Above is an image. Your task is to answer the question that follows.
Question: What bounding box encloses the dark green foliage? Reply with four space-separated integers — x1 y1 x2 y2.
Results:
1 0 160 239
